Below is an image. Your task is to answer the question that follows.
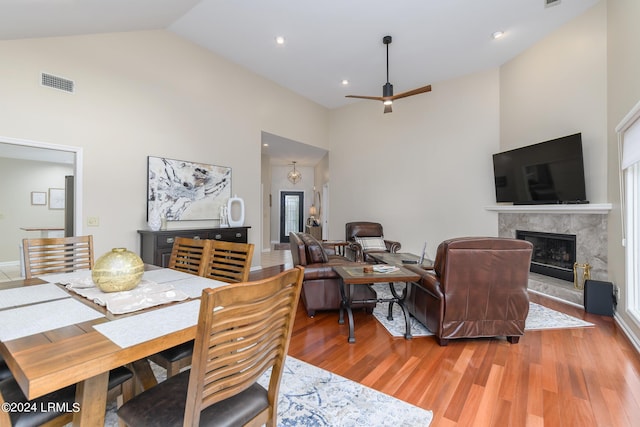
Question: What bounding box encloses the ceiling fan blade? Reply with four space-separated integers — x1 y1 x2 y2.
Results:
345 95 385 101
384 103 392 114
390 84 432 101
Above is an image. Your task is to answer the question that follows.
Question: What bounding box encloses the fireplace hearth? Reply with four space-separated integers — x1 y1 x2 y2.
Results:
516 230 576 282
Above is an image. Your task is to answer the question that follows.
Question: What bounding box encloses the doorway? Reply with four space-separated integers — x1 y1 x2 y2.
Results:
0 136 82 265
279 191 304 243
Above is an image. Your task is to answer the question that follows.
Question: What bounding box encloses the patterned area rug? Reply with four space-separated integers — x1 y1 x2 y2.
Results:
101 356 433 426
371 283 594 338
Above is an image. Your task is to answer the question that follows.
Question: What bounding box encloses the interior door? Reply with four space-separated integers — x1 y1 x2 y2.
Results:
279 191 304 243
64 175 74 237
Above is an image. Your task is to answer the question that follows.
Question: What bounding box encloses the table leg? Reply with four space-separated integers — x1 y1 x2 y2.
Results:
338 280 356 343
388 282 413 340
131 359 158 394
72 371 109 426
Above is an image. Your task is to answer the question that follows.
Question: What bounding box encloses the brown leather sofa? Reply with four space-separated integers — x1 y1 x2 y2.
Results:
345 221 401 262
289 232 377 317
404 237 533 346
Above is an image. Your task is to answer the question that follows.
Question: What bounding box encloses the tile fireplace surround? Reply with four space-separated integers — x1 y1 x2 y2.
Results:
488 204 612 306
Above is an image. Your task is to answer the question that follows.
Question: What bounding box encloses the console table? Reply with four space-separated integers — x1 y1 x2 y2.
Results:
137 226 250 267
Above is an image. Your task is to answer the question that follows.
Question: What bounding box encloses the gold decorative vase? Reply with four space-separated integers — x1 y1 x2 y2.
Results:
92 248 144 292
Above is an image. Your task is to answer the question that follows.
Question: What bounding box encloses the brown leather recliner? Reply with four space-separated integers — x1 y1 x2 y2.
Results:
289 232 377 317
404 237 533 346
345 221 401 262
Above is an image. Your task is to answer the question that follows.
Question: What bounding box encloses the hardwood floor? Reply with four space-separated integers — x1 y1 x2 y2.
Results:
251 266 640 426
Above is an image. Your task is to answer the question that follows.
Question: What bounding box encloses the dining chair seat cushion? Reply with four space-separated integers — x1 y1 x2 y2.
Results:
155 340 194 363
0 366 132 427
118 369 269 427
108 366 134 389
0 356 11 381
0 377 76 427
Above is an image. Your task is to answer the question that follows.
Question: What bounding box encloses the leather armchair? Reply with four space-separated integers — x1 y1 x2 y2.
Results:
345 221 401 262
404 237 533 346
289 232 377 317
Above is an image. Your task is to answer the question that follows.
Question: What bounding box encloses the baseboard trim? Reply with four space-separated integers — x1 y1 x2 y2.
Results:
613 313 640 355
528 288 584 309
0 261 19 268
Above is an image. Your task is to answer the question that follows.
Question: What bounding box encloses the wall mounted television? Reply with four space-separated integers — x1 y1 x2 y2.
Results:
492 133 588 205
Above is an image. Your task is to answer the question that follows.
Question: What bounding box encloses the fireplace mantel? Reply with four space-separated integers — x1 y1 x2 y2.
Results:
485 203 612 215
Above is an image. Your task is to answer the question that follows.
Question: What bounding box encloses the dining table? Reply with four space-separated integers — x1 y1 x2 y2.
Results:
0 267 227 426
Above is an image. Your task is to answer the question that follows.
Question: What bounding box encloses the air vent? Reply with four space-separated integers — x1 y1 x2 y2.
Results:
545 0 561 7
41 72 74 93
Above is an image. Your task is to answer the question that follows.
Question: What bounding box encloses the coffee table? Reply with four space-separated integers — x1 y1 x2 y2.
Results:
333 265 420 343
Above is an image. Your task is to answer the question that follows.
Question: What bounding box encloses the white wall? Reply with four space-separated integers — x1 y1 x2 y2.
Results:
607 0 640 347
0 158 73 261
329 69 501 257
0 30 329 266
500 1 607 203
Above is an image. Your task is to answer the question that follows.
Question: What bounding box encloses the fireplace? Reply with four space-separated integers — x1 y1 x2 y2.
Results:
516 230 576 282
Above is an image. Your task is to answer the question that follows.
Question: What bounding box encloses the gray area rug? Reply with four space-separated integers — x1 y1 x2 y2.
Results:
100 356 433 426
371 283 594 338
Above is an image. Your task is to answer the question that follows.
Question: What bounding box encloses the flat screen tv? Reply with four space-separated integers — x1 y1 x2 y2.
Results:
492 133 588 205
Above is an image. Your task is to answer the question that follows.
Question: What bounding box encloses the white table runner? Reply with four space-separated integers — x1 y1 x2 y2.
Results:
0 298 104 341
0 283 70 310
64 279 190 315
93 300 201 348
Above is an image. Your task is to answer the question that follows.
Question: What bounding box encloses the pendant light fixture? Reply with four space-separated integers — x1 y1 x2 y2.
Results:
287 161 302 184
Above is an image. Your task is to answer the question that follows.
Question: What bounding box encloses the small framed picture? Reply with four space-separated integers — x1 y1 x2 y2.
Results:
31 191 46 205
49 188 65 210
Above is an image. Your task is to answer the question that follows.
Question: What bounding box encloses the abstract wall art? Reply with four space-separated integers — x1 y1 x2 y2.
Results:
147 156 231 221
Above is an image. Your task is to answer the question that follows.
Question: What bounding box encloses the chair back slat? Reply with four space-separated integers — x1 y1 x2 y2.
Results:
167 237 212 276
22 236 94 279
184 267 303 427
204 240 254 283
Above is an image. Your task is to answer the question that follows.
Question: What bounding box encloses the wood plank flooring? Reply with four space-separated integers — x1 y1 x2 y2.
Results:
251 266 640 426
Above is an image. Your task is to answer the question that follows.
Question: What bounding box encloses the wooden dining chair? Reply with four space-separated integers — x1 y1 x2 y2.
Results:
0 366 134 427
203 240 255 283
119 267 304 427
22 235 94 279
149 240 255 378
167 237 212 276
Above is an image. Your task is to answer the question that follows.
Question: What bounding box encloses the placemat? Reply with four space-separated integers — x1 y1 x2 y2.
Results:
0 283 70 310
169 276 228 298
93 300 201 348
0 298 104 341
37 269 92 284
142 269 197 283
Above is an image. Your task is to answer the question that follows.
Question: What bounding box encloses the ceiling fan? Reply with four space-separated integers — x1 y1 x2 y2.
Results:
346 35 432 113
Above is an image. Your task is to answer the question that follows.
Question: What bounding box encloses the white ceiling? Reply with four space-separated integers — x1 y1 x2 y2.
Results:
0 0 600 165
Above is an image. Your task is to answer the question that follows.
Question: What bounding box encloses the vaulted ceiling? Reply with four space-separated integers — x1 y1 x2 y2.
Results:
1 0 599 110
0 0 600 165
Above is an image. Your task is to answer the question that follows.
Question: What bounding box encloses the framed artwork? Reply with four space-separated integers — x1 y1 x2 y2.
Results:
31 191 46 205
147 156 232 221
48 188 65 210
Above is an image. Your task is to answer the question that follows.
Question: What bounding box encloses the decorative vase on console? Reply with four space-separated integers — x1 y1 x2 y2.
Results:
219 205 229 228
148 205 162 231
227 194 245 227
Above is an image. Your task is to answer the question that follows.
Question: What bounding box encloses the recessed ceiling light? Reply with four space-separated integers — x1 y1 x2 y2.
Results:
275 36 285 45
492 31 504 40
263 143 269 147
341 79 349 86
